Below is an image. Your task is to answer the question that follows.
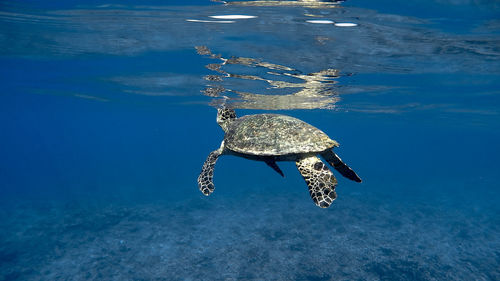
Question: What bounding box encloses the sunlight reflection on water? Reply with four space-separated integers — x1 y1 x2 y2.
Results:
0 1 498 119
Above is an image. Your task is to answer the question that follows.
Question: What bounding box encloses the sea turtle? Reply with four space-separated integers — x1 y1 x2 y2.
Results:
198 107 362 208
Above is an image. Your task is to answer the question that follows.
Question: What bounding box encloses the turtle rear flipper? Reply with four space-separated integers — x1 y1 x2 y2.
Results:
198 144 224 196
265 158 284 177
296 155 337 208
322 150 362 183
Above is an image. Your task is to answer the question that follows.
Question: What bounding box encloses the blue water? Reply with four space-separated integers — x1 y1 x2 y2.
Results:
1 0 499 280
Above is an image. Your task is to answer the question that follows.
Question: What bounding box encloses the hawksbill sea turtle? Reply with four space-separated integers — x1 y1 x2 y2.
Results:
198 107 362 208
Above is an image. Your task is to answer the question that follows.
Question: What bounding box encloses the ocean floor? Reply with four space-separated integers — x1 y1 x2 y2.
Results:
1 185 498 281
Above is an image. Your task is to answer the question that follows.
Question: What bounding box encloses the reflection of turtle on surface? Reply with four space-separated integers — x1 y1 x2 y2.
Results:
198 107 361 208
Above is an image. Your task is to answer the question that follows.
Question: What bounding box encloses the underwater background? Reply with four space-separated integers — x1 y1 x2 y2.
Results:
0 0 499 280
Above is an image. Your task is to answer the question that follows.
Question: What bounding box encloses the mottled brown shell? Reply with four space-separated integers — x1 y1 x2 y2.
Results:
224 114 339 156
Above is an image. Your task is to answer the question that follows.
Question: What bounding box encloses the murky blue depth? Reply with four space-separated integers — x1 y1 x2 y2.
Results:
1 1 499 280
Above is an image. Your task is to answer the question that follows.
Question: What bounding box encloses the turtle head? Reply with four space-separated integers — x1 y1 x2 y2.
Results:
216 107 236 132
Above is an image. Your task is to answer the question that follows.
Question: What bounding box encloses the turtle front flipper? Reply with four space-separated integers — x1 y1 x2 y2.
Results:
321 149 362 183
296 155 337 208
198 144 224 196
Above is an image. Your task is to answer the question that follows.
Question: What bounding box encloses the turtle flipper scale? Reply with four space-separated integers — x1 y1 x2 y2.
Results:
198 148 223 196
296 155 337 208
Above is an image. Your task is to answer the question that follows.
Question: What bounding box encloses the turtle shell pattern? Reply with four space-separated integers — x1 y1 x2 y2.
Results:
224 114 339 156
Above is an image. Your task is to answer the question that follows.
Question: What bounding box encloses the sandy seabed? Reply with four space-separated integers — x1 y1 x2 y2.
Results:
1 186 498 281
